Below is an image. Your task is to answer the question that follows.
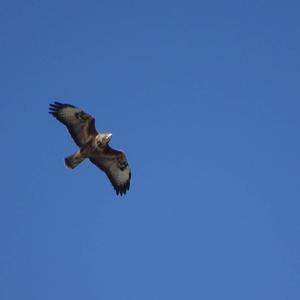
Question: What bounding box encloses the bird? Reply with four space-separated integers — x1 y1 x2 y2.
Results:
49 102 131 196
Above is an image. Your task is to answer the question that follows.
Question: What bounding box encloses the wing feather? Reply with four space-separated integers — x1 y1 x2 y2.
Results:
89 146 131 196
49 102 98 146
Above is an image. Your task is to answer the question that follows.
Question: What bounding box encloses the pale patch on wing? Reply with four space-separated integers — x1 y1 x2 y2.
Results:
108 162 131 187
106 163 131 196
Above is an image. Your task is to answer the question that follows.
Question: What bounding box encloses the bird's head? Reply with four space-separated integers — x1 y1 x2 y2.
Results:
96 133 112 147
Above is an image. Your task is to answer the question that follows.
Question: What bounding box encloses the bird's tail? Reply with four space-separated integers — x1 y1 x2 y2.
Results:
65 150 86 169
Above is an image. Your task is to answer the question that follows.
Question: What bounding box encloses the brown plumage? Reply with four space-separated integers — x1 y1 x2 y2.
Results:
49 102 131 196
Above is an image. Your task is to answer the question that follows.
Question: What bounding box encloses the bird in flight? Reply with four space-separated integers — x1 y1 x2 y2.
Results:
49 102 131 196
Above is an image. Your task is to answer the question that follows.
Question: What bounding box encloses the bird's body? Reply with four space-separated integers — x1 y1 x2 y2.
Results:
49 102 131 196
64 133 111 169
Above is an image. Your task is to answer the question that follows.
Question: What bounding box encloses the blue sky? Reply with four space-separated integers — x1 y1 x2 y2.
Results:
1 1 299 299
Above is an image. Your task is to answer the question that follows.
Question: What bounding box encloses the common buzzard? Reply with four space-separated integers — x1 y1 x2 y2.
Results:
49 102 131 196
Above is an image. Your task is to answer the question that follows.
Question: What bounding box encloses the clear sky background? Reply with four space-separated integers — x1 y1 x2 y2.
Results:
0 1 299 299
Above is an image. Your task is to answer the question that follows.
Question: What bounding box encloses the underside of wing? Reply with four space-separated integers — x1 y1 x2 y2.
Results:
49 102 98 147
90 146 131 196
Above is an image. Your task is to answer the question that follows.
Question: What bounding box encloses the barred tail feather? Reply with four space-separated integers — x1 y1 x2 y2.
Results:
65 151 85 169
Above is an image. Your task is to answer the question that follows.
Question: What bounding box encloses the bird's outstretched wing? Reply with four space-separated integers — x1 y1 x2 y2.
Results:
90 146 131 196
49 102 98 147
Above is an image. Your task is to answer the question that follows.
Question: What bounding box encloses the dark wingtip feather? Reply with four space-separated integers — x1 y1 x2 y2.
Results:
114 178 130 196
49 102 62 115
48 102 77 118
48 101 75 114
